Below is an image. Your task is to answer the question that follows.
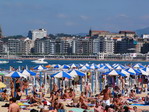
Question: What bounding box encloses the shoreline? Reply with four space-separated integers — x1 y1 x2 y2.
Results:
1 57 149 62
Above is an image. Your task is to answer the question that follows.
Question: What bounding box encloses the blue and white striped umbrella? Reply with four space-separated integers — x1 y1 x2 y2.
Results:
90 64 98 69
126 68 141 75
85 63 90 67
114 65 125 70
34 65 47 70
105 64 113 69
103 69 126 77
98 66 110 72
68 69 86 77
97 64 104 68
120 69 134 76
51 71 71 79
137 69 148 75
53 64 61 68
20 69 36 76
61 64 70 69
142 67 149 73
80 66 90 71
133 63 144 68
5 71 27 78
70 63 78 68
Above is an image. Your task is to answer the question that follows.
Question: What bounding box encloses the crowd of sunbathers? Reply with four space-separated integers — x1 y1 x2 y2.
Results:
0 78 149 112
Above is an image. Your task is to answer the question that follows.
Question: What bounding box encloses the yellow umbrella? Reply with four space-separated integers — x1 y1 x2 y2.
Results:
0 82 6 88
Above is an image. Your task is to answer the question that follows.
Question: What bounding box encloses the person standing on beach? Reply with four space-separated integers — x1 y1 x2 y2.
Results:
84 82 91 97
100 85 111 106
10 80 14 97
8 97 20 112
22 79 29 95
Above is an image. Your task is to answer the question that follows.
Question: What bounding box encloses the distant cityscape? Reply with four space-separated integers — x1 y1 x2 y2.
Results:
1 26 149 60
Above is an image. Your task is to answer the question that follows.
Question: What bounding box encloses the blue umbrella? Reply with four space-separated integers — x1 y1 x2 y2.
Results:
20 69 36 76
120 69 135 76
85 63 90 67
90 64 98 69
133 63 144 69
70 63 78 68
80 66 90 71
137 69 148 75
105 64 113 69
103 70 126 77
20 69 36 95
51 71 72 79
68 69 86 77
103 69 126 86
5 71 26 97
61 65 70 69
33 65 47 70
34 65 47 86
98 66 110 72
97 64 104 68
142 67 149 73
5 71 27 78
126 68 141 75
53 64 61 68
114 65 125 70
68 69 86 91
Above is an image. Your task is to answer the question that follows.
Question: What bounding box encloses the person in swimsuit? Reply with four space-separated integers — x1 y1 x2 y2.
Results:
84 82 91 97
8 97 20 112
10 80 14 97
16 89 22 100
100 85 111 106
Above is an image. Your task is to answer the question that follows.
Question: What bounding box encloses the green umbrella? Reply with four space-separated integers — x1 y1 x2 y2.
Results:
0 72 6 82
0 73 5 76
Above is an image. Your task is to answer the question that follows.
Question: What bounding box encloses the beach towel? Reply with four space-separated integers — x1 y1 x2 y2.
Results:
130 104 149 106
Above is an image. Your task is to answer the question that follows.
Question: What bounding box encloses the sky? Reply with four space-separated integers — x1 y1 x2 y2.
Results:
1 0 149 36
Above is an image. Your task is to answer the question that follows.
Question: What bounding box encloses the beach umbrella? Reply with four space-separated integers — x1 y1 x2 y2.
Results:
20 69 36 95
5 71 27 78
98 66 110 72
68 69 86 77
20 69 36 76
80 66 90 71
103 69 126 87
97 64 104 68
79 64 84 67
61 64 70 69
5 71 27 97
133 63 144 69
142 67 149 73
105 64 113 69
0 71 8 82
114 65 125 70
126 68 141 75
120 69 134 76
33 65 47 70
70 63 78 68
85 63 90 67
103 69 126 77
0 82 6 88
90 64 98 69
68 70 85 92
53 64 61 68
137 69 148 75
45 64 52 68
0 72 5 76
33 65 47 86
51 71 72 79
